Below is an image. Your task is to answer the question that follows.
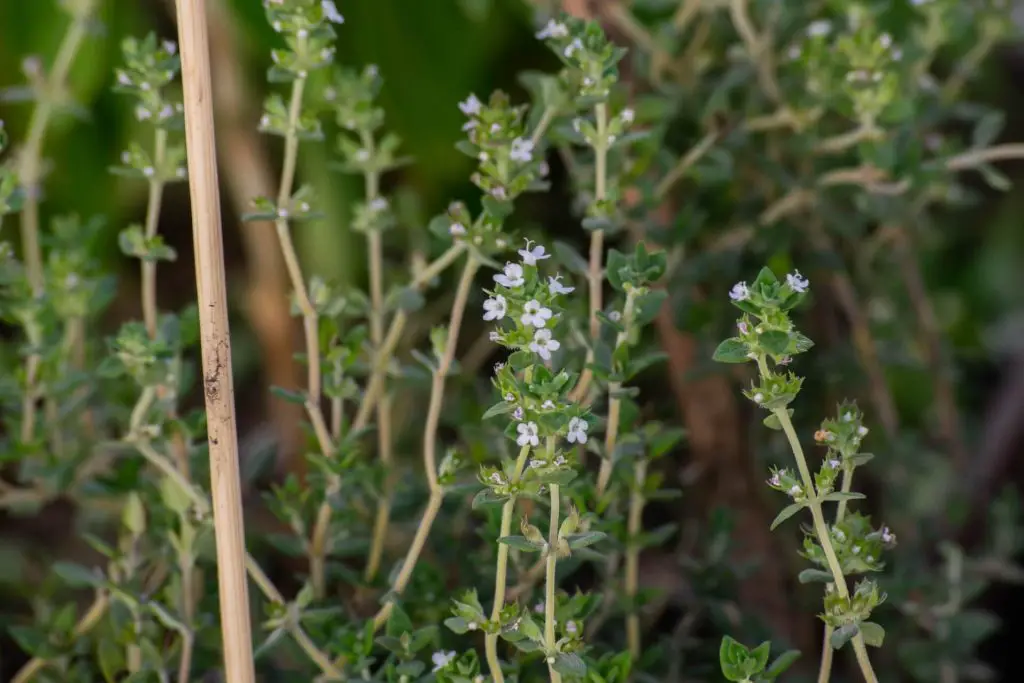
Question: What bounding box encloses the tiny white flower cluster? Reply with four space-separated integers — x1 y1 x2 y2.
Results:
728 270 809 303
484 239 575 361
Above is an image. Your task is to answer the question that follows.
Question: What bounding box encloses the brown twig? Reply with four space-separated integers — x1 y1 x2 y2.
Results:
174 1 256 680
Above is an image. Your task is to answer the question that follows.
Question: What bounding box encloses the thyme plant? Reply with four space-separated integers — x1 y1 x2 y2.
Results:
2 0 1024 682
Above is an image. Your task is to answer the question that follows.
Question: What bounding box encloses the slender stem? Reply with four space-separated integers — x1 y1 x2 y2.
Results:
544 472 562 683
759 358 878 683
625 457 647 660
727 0 780 102
143 128 169 337
654 131 718 199
18 4 92 295
485 445 532 683
570 102 609 403
309 244 465 593
596 289 637 496
818 466 855 683
363 130 395 583
369 255 478 627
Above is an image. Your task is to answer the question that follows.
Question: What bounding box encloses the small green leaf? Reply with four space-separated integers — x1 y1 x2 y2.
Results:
762 409 793 430
830 623 859 650
566 531 606 549
498 535 541 551
553 652 587 677
713 337 751 364
770 503 805 530
481 401 516 420
759 330 790 356
270 386 306 405
443 616 469 634
763 650 801 679
798 569 835 584
386 603 414 639
748 640 771 673
859 621 885 648
820 491 866 503
53 562 102 588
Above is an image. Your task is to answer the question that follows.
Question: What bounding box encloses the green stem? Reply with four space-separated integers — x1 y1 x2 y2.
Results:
362 130 395 584
544 434 562 683
625 457 647 660
570 102 609 403
485 445 533 683
596 288 637 496
817 467 854 683
759 356 878 683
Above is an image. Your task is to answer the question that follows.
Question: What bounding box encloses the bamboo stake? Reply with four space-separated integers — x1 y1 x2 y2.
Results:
173 1 256 682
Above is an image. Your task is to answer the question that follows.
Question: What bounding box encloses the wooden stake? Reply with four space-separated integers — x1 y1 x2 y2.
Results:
173 1 256 681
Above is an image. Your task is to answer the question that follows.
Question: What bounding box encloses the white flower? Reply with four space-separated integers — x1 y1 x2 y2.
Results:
521 299 553 328
807 20 831 37
566 620 578 634
567 417 588 444
729 281 750 301
786 270 809 293
489 331 500 342
843 411 854 422
530 328 560 360
857 425 869 436
163 40 177 55
535 19 569 40
431 651 456 672
879 33 893 49
542 399 555 409
322 0 344 24
881 526 896 544
518 240 550 266
370 197 388 212
789 484 802 496
459 93 482 116
621 108 635 124
116 71 131 86
828 459 841 469
769 471 782 487
450 222 467 236
752 392 764 404
564 37 583 58
548 275 574 295
737 321 749 334
494 262 525 288
510 137 534 163
483 295 507 321
135 105 151 121
513 406 524 420
517 422 540 447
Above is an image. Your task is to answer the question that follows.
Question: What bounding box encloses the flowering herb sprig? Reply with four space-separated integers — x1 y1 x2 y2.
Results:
715 267 888 683
462 240 606 683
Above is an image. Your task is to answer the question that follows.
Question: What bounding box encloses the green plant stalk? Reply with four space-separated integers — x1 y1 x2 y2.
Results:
362 130 395 584
625 456 647 661
570 102 608 404
18 3 92 294
596 287 637 496
817 466 855 683
308 243 465 600
544 466 562 683
143 128 169 337
485 444 532 683
368 255 479 630
757 358 878 683
15 4 93 460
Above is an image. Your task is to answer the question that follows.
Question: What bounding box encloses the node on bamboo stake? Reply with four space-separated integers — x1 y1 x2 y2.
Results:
173 1 256 681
